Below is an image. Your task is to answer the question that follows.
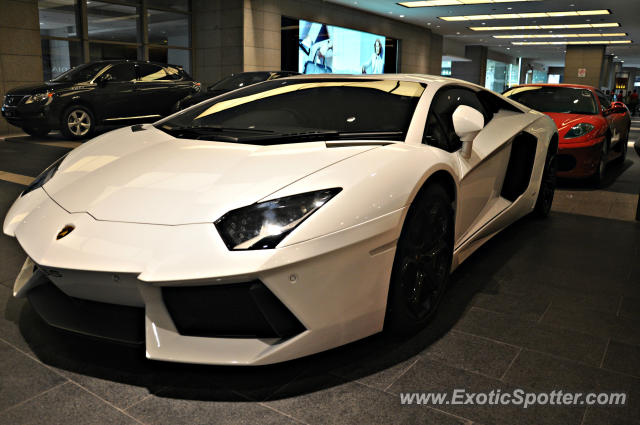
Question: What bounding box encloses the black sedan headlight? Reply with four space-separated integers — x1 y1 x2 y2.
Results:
565 123 595 139
24 92 53 105
215 188 341 250
21 155 65 197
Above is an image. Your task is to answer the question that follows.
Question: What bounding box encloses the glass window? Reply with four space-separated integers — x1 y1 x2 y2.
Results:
441 60 452 77
87 1 139 43
50 61 107 83
137 63 166 81
38 0 79 38
90 42 138 61
148 9 189 47
147 0 189 11
158 79 426 143
424 87 488 152
503 86 598 115
41 38 83 81
597 93 611 112
104 63 136 82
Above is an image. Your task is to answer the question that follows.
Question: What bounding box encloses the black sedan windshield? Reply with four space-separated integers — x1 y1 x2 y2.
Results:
157 78 426 144
503 86 597 115
51 62 107 83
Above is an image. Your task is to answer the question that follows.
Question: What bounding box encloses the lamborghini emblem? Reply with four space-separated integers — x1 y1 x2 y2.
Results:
57 225 74 240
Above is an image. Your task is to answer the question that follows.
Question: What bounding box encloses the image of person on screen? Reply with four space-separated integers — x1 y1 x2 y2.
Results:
361 39 384 74
299 21 334 74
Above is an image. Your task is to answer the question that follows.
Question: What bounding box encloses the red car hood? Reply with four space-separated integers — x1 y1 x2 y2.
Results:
544 112 605 143
545 112 591 132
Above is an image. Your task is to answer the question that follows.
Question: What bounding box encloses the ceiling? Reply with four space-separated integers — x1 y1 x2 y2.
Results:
326 0 640 68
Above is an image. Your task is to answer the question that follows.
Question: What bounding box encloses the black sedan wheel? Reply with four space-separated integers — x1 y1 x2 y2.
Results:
385 184 453 333
61 106 95 139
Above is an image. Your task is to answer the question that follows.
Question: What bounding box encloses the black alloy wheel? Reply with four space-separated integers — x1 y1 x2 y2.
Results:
534 147 557 218
385 184 453 333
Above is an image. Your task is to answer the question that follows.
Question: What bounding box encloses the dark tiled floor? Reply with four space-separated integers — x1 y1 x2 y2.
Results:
0 133 639 424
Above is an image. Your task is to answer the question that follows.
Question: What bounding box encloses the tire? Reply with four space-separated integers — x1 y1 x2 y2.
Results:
613 125 629 165
61 105 95 140
385 184 454 334
533 146 557 218
22 126 50 137
590 136 609 187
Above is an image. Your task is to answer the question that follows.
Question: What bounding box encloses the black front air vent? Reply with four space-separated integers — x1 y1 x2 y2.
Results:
162 281 305 339
28 280 145 345
501 131 538 202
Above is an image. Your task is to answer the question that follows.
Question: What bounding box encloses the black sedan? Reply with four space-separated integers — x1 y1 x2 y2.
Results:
174 71 299 111
1 60 200 139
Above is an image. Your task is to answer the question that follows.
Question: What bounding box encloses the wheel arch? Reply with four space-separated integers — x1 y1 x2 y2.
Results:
59 99 96 123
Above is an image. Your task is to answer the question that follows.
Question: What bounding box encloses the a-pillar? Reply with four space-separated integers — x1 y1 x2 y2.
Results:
563 45 605 88
451 45 488 85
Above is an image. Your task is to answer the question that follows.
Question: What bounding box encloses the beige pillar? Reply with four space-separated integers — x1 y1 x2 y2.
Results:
563 45 605 88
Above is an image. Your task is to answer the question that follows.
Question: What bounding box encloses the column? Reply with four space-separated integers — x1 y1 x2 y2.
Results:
563 45 605 88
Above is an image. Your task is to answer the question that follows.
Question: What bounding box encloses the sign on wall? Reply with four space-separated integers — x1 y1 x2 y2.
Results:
577 68 587 78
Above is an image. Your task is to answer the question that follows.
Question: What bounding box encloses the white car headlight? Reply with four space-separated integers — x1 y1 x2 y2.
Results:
25 92 53 105
565 123 595 139
215 188 341 250
21 155 65 197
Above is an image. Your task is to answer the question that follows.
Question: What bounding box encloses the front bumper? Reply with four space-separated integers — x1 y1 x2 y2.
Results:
1 102 57 130
556 137 604 179
6 188 403 365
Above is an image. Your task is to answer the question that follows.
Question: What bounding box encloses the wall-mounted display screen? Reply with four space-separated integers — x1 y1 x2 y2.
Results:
298 20 386 75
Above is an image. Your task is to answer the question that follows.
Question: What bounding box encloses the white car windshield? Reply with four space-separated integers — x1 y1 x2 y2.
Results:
157 78 426 144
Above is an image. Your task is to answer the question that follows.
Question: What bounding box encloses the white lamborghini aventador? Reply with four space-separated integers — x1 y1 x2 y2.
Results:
4 75 558 365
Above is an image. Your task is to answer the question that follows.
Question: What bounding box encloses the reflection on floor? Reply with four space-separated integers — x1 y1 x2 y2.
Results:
0 131 638 425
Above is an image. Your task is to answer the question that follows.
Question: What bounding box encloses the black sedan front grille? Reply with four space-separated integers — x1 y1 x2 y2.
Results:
3 95 25 107
162 281 306 339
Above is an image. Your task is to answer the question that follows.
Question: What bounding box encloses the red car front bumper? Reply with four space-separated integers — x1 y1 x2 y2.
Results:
556 137 604 179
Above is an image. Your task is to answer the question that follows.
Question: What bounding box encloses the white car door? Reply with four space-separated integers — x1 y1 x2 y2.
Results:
423 86 515 247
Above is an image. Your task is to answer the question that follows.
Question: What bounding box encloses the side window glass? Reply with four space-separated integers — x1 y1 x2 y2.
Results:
105 64 135 82
598 94 610 112
163 66 182 80
423 87 487 152
137 64 167 81
423 111 450 151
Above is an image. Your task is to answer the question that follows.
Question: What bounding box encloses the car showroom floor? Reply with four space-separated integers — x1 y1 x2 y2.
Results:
0 128 638 425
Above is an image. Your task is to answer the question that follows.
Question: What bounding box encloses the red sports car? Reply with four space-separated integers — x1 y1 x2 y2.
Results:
504 84 630 184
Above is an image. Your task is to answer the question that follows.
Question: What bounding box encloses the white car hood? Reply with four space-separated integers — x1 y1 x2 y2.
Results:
44 126 377 225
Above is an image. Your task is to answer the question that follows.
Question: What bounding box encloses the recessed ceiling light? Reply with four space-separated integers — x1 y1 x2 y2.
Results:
512 40 632 45
398 0 542 7
494 33 627 39
440 9 610 21
469 22 619 31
